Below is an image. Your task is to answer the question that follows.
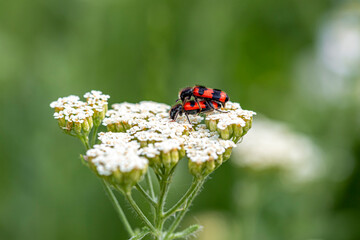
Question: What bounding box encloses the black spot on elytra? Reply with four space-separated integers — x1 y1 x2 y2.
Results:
211 90 221 101
197 86 207 96
189 101 197 107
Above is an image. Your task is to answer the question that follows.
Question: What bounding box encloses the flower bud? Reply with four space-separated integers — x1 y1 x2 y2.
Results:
116 122 125 132
74 122 82 134
233 124 243 138
82 119 91 133
206 119 218 132
57 116 66 129
66 121 73 132
219 125 230 140
188 161 204 178
87 116 94 129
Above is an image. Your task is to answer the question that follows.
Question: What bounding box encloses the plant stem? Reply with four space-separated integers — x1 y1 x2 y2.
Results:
101 180 134 237
79 135 90 150
164 178 205 239
125 192 157 233
90 124 99 147
164 178 200 219
155 166 177 233
135 183 157 207
155 173 170 230
145 170 157 224
146 171 156 201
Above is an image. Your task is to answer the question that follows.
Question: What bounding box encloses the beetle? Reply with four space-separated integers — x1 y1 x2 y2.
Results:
170 100 221 124
176 85 229 109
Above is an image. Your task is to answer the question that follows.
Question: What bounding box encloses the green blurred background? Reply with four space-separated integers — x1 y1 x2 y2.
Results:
1 0 360 239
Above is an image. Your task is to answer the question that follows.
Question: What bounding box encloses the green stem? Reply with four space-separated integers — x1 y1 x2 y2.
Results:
135 183 157 207
90 124 99 147
125 193 157 233
145 170 157 224
164 178 200 219
155 166 176 232
164 178 205 240
78 135 90 150
101 180 134 237
156 173 170 230
146 171 156 201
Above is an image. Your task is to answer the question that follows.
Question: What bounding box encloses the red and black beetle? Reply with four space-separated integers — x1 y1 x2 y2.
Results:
170 100 221 124
176 85 229 108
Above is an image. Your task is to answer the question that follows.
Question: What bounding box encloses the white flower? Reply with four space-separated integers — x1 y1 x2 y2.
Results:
90 100 254 177
233 118 323 182
87 144 148 175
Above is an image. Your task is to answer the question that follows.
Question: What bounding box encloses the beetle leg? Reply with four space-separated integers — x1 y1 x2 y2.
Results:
208 100 229 113
185 112 192 125
195 97 203 111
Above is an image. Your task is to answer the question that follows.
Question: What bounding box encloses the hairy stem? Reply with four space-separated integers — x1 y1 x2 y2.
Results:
164 178 205 239
164 178 200 219
146 171 156 201
79 135 90 150
90 124 99 147
101 180 134 237
135 183 157 208
125 192 157 233
156 173 171 231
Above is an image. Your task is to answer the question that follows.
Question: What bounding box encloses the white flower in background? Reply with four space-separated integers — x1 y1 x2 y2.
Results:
295 4 360 103
317 6 360 100
233 118 323 182
319 11 360 77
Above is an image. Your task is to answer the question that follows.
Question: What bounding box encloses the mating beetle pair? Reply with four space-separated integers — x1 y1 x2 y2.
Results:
170 86 229 124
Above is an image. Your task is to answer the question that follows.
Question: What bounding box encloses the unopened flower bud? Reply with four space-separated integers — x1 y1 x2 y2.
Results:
82 119 90 133
116 123 125 132
188 161 204 178
206 119 218 132
219 125 230 140
66 121 73 132
74 122 82 134
57 116 66 128
233 124 243 138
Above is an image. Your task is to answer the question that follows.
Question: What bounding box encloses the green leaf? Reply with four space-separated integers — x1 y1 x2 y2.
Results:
129 227 150 240
169 224 203 239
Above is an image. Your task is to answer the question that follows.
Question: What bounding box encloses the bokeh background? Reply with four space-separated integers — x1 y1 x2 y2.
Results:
1 0 360 239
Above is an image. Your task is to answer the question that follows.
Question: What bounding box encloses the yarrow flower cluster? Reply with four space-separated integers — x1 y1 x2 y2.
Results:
50 91 109 136
50 91 255 240
205 102 255 142
86 134 148 192
88 100 255 183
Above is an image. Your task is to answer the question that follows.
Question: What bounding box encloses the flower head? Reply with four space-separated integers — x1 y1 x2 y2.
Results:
86 142 148 193
205 102 255 142
97 101 255 178
84 90 110 126
50 90 109 136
